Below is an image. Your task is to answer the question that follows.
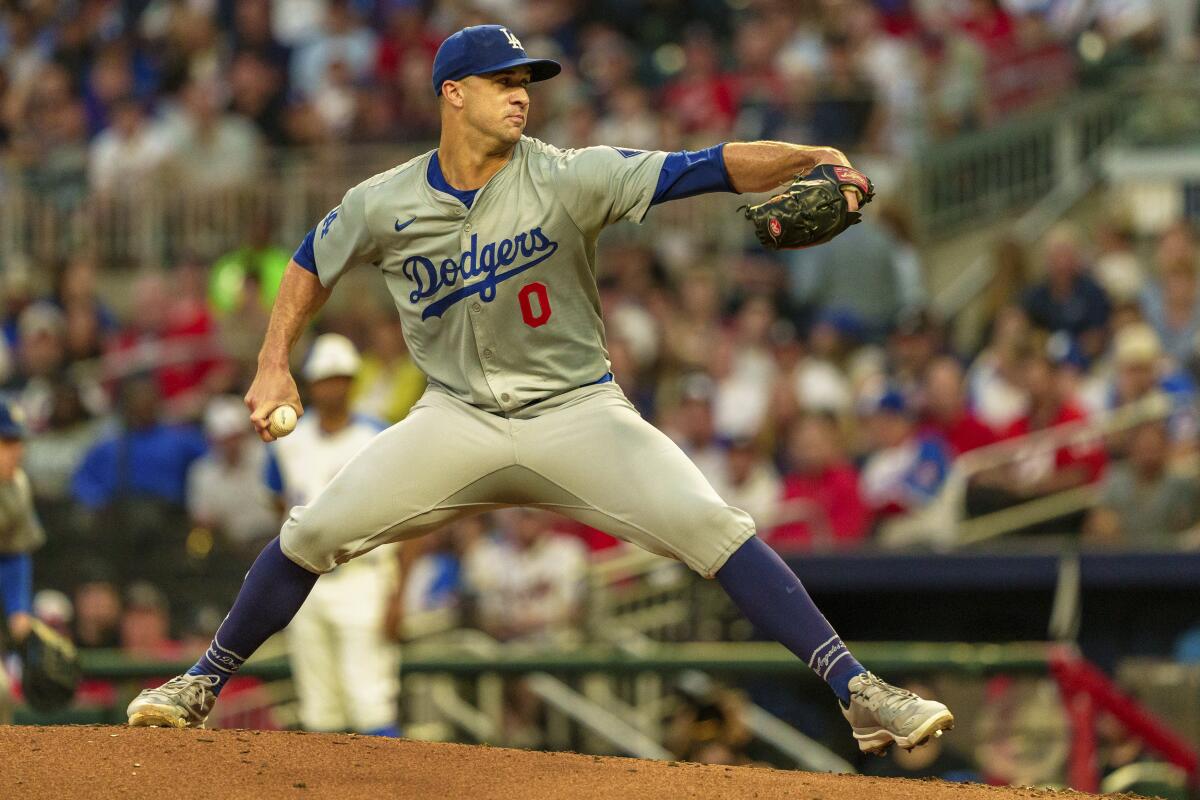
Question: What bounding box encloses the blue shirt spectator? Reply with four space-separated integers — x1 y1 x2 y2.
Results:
70 377 207 509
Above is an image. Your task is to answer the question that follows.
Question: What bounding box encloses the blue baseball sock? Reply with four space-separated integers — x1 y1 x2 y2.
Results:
365 724 402 738
187 537 319 695
716 536 865 704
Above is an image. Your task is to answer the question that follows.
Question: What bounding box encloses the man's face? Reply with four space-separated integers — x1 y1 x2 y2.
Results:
453 66 531 147
309 375 353 415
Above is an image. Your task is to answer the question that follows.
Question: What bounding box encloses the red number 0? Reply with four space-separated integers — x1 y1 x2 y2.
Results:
518 282 552 328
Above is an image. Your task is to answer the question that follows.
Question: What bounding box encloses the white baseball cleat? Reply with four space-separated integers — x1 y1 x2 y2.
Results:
840 672 955 755
127 674 219 729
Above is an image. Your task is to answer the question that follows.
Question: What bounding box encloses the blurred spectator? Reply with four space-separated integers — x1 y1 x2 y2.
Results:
351 316 426 424
768 413 870 551
967 306 1032 432
919 355 997 455
106 270 229 417
1085 421 1200 549
806 33 879 151
769 318 853 419
787 217 927 342
54 254 118 341
71 376 207 510
663 373 726 483
1021 225 1111 359
186 395 277 556
163 79 263 192
87 97 172 195
290 0 378 100
73 578 122 649
464 509 587 643
1092 220 1144 306
707 438 781 532
972 354 1106 519
4 302 69 432
232 0 292 71
1107 323 1197 451
888 309 943 395
1139 224 1200 366
119 581 183 660
858 389 951 520
23 378 105 502
661 28 737 137
208 215 291 317
401 527 463 619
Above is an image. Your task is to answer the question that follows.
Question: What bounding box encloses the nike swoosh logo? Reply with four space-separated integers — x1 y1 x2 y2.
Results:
395 216 416 232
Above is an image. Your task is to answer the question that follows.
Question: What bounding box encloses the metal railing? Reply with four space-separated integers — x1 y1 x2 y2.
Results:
880 392 1177 549
912 71 1143 244
0 144 750 269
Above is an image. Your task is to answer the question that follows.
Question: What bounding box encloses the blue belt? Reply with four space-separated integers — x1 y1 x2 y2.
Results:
588 372 614 386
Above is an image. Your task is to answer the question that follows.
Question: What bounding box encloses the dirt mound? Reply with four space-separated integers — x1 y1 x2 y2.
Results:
3 726 1121 800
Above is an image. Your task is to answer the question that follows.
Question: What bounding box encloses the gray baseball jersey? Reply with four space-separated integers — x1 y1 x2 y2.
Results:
312 137 667 414
281 138 754 580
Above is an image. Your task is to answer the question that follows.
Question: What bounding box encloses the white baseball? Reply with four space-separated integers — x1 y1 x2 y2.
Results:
267 405 298 438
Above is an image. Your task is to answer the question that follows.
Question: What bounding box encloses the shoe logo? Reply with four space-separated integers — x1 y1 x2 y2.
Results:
395 216 416 232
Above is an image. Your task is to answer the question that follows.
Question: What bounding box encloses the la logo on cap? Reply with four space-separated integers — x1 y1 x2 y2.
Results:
501 27 523 49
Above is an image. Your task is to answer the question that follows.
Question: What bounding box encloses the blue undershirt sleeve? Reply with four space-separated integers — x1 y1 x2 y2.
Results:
292 229 318 274
651 143 737 206
0 552 33 616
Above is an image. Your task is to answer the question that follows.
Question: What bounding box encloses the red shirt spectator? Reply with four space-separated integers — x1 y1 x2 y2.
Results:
920 356 999 455
661 34 737 136
767 415 870 551
1001 402 1107 485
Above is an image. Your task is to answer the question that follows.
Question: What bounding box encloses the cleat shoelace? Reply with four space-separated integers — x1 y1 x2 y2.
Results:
854 674 919 713
153 675 219 706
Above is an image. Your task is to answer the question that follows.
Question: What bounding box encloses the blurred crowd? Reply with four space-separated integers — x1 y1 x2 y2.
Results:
0 201 1198 649
0 0 1171 203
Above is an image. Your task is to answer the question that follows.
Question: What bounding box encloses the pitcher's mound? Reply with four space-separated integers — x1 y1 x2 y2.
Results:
2 725 1125 799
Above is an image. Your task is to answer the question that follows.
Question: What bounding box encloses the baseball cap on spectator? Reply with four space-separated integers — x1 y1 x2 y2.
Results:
0 398 28 440
33 589 74 626
18 302 65 340
859 386 910 417
204 395 248 441
303 333 361 382
1114 323 1163 366
432 25 562 95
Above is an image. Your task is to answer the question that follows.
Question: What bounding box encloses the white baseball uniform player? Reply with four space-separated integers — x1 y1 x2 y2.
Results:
268 334 400 734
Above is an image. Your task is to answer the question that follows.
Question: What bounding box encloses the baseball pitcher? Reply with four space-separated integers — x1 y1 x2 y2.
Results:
128 24 953 754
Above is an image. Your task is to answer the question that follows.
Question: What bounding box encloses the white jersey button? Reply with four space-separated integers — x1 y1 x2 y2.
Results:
465 223 472 232
500 393 511 402
483 349 493 359
471 302 482 313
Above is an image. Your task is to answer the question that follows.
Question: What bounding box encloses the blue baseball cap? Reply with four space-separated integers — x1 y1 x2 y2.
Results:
0 398 27 440
432 25 561 96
